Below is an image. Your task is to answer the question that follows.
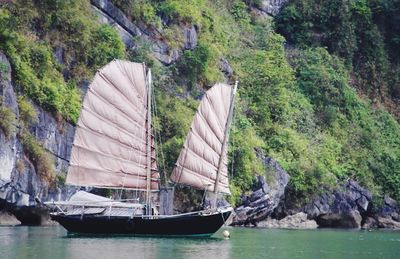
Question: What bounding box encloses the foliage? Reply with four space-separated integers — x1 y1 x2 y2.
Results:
275 0 399 110
0 2 126 124
229 1 251 28
163 25 185 49
159 0 206 26
111 0 161 27
0 105 16 139
154 91 198 174
17 96 37 125
120 0 400 202
19 130 55 183
228 112 265 205
88 25 125 68
294 48 349 126
1 0 399 205
177 42 214 86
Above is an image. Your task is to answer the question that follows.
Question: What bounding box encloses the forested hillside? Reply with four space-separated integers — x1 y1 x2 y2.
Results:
0 0 399 210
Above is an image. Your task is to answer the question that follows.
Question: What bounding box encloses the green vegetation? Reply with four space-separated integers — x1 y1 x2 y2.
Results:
177 42 214 86
0 1 399 205
0 0 125 182
0 105 16 139
154 90 198 174
275 0 400 115
143 0 400 204
0 1 125 124
17 96 37 125
88 25 125 68
19 130 55 182
112 0 161 27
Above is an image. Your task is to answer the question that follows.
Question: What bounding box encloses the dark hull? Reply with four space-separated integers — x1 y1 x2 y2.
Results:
51 209 232 236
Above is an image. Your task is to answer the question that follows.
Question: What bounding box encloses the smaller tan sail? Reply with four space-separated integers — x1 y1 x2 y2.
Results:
66 60 159 190
170 83 236 194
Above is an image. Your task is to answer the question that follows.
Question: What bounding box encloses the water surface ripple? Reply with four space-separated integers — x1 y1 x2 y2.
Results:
1 226 400 258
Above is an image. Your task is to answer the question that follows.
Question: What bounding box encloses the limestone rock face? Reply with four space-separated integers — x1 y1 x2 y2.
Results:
376 216 400 229
231 153 289 226
183 25 198 50
91 0 198 65
0 54 18 114
303 179 372 228
258 212 318 229
220 58 233 76
317 210 363 228
0 52 77 224
29 103 75 174
0 52 18 186
371 196 400 229
256 0 288 16
92 0 141 48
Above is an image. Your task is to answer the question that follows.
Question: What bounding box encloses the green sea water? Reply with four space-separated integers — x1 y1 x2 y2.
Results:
1 226 400 259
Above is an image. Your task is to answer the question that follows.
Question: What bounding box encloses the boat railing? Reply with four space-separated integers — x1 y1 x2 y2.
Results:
140 206 233 219
44 199 144 208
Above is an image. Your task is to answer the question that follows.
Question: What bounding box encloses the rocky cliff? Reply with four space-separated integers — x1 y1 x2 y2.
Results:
0 51 79 224
1 0 399 230
0 0 202 225
92 0 197 65
231 153 289 226
232 176 400 229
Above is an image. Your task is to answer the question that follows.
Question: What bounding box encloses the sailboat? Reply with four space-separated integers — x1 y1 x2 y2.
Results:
46 60 237 236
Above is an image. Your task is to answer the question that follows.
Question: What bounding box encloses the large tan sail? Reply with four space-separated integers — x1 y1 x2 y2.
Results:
66 60 159 190
170 83 234 194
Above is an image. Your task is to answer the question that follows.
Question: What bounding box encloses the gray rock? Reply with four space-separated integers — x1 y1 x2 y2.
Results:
0 51 19 191
368 195 400 229
0 210 20 225
182 25 197 50
262 155 290 201
0 53 18 114
302 179 373 228
79 79 91 96
91 0 182 65
256 0 288 16
29 103 75 173
250 189 265 202
55 47 63 64
92 0 142 37
10 205 53 226
0 53 79 224
258 212 318 229
362 196 400 229
231 152 289 226
317 210 362 228
380 196 399 217
219 58 233 78
363 216 378 229
376 216 400 229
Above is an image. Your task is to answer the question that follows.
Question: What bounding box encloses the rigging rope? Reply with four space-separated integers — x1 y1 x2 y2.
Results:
151 82 167 186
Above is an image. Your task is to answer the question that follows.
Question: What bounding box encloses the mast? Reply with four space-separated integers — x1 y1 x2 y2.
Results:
212 81 238 208
145 67 152 215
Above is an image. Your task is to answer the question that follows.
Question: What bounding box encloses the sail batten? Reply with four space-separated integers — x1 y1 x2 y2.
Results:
95 73 147 118
85 88 146 128
191 117 223 155
75 126 148 155
170 83 234 194
79 109 147 145
173 165 229 188
66 60 159 190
